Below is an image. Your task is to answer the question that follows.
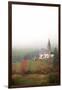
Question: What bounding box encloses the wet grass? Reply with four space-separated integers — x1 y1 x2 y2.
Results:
12 60 60 87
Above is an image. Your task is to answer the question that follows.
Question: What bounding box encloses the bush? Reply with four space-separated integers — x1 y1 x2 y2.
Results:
49 73 60 85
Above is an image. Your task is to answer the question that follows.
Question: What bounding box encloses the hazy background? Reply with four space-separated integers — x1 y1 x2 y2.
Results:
12 5 58 49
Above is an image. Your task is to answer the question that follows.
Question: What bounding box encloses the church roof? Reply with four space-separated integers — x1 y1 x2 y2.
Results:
39 48 49 54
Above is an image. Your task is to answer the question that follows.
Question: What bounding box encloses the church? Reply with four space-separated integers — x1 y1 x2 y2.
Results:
38 39 54 60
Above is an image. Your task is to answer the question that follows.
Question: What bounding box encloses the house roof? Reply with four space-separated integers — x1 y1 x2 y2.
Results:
39 48 49 54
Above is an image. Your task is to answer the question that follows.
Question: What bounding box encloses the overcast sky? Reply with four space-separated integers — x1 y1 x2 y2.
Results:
12 4 58 49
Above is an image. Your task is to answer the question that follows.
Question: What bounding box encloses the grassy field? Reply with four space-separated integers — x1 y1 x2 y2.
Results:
12 60 60 87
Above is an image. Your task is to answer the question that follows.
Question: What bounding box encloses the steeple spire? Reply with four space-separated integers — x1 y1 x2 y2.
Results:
48 39 51 52
48 39 51 62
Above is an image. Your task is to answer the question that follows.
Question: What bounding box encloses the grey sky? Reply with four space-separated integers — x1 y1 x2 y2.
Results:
12 5 58 49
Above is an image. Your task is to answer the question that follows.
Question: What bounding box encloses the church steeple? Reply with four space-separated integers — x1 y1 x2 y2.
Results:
48 39 51 53
48 39 51 61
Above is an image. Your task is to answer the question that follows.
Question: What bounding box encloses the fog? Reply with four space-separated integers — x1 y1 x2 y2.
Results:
12 5 58 49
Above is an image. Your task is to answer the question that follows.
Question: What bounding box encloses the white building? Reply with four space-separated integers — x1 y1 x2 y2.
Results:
39 53 54 60
38 39 54 60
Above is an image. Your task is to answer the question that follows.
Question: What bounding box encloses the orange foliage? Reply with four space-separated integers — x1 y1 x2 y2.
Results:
21 59 28 74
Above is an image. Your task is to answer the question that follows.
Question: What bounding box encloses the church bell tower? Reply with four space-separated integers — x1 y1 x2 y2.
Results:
48 39 51 61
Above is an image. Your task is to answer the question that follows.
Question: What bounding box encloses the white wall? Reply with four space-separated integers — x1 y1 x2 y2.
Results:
0 0 62 90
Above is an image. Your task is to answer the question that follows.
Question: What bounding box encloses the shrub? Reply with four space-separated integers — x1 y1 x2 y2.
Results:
49 73 60 85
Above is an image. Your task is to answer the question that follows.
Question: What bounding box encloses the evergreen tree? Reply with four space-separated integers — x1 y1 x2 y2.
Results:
53 47 59 65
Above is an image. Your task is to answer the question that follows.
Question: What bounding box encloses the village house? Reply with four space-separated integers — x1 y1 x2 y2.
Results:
39 39 54 60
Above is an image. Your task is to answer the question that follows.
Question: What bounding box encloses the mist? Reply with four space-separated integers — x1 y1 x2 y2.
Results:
12 5 58 49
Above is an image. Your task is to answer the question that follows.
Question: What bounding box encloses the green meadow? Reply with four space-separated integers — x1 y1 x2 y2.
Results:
12 60 60 87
